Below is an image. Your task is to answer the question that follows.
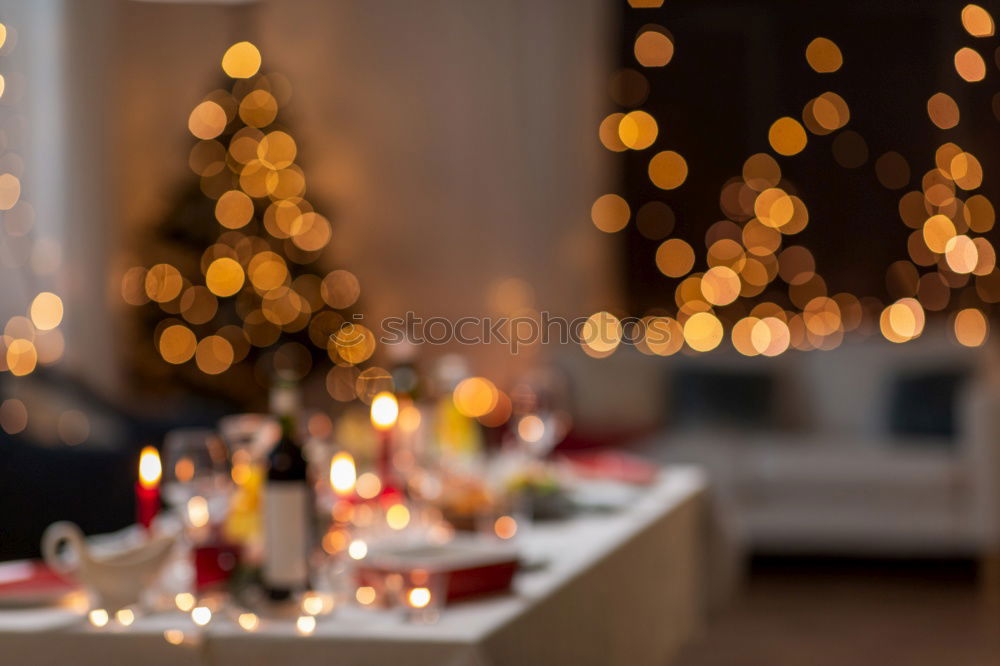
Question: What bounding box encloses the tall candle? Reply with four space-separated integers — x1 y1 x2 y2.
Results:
370 392 399 493
136 446 162 529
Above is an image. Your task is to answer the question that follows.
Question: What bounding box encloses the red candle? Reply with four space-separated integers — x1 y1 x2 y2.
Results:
136 446 162 529
370 392 399 495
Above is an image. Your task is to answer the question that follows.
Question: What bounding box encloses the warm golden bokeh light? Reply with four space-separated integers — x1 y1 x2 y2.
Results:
257 130 297 169
29 292 63 331
248 251 288 291
655 238 695 278
648 150 688 189
923 214 957 253
962 4 995 37
221 41 262 79
807 92 850 134
452 377 499 418
634 28 674 67
964 194 995 232
6 339 37 377
0 173 21 210
954 308 988 346
954 47 986 82
145 263 183 303
768 117 807 156
644 316 683 356
0 399 28 435
188 101 227 140
700 266 741 306
618 110 658 150
591 194 630 233
158 324 197 364
194 335 234 375
205 257 245 297
927 92 960 129
581 311 623 354
239 90 278 128
215 190 254 229
386 504 410 530
880 298 925 343
950 151 983 190
321 270 361 309
944 235 978 274
683 312 724 352
752 317 791 357
598 113 627 152
805 37 843 73
333 324 375 365
742 153 781 191
494 515 518 540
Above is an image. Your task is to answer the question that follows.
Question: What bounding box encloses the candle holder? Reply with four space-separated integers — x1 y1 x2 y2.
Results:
399 569 445 623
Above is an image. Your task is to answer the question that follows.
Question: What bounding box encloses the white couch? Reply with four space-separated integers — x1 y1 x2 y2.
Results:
556 329 1000 561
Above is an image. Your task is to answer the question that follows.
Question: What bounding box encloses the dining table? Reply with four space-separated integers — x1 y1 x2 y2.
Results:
0 466 708 666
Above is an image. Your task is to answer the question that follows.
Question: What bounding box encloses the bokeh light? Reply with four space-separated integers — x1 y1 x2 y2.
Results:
805 37 843 73
768 117 807 156
591 194 630 233
221 41 262 79
634 27 674 67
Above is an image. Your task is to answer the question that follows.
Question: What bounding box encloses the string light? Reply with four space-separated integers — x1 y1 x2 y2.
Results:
603 6 1000 353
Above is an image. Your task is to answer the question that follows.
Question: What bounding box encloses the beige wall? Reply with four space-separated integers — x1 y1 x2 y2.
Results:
111 0 618 386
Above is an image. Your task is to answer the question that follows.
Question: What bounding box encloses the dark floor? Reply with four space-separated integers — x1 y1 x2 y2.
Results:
675 557 1000 666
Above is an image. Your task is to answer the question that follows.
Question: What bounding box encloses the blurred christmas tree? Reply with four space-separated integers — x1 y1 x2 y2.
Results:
123 41 381 409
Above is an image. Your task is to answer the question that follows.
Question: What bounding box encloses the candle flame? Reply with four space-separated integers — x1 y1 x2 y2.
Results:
370 392 399 430
138 446 162 488
329 452 357 495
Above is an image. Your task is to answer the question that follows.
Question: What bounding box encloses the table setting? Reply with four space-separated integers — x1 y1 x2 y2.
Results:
0 365 706 666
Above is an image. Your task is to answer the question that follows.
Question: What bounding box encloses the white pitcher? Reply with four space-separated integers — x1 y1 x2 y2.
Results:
41 522 176 612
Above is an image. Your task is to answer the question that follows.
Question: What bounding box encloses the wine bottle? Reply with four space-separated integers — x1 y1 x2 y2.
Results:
262 380 311 601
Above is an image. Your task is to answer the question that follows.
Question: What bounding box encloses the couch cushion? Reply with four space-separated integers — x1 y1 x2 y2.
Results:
887 369 967 440
669 366 776 431
797 333 975 437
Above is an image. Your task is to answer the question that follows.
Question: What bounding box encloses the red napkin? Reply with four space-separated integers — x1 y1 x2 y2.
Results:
559 449 659 485
0 560 78 605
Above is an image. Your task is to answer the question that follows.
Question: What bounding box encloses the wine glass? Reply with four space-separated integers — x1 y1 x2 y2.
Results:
161 428 232 528
508 367 572 459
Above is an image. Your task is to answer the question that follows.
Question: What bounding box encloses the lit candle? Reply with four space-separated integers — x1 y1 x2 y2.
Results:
404 583 438 623
370 392 398 492
136 446 162 530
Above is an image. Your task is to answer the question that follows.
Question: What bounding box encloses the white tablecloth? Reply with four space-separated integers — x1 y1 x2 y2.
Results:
0 467 708 666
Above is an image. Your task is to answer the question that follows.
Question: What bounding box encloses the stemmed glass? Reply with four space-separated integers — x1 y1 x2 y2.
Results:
161 428 233 529
508 368 572 459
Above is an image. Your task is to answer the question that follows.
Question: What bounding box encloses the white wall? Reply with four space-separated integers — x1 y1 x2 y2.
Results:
0 0 121 395
0 0 618 397
112 0 619 386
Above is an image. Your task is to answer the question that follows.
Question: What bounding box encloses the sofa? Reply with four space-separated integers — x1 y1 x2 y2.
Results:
556 328 1000 564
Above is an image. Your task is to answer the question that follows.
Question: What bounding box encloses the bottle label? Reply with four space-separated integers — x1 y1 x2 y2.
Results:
263 482 309 588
